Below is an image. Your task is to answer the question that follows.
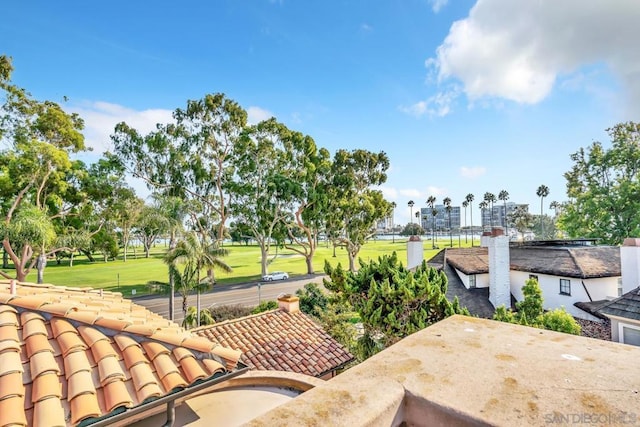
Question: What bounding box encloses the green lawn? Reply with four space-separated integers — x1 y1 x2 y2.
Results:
18 236 469 297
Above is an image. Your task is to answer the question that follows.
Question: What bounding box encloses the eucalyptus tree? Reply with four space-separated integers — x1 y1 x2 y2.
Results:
111 93 247 247
462 200 469 243
443 197 453 247
326 149 391 272
230 118 297 276
279 129 332 274
498 190 509 233
0 57 98 282
426 196 436 248
465 193 475 246
134 205 170 258
536 185 550 238
508 205 533 241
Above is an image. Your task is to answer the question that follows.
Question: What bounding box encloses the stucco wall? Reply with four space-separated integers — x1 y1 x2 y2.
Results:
453 268 489 289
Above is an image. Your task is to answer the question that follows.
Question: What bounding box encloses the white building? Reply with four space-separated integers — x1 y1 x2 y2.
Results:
437 232 621 322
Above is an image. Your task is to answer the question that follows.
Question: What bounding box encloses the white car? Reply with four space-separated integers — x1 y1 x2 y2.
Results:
262 271 289 281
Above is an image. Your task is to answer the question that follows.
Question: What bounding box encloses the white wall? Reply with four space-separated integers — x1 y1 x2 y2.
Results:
609 315 640 346
621 240 640 294
453 268 489 289
509 271 614 321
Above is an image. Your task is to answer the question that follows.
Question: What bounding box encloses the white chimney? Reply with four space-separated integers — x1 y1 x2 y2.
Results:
406 235 424 270
620 238 640 294
488 228 510 309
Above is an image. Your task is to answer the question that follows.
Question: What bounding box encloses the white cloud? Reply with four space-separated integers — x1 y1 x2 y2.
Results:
429 0 448 13
68 101 173 154
429 0 640 114
426 186 447 197
247 106 275 125
400 189 422 198
379 186 398 200
400 87 459 118
360 23 373 32
460 166 486 179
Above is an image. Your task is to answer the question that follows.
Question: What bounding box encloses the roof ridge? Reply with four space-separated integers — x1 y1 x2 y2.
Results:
192 308 284 331
565 248 586 278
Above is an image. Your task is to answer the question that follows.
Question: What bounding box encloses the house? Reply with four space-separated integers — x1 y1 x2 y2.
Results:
0 279 243 427
589 238 640 346
428 230 621 321
192 295 354 379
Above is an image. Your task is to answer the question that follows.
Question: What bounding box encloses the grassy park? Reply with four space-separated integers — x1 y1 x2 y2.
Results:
20 237 464 297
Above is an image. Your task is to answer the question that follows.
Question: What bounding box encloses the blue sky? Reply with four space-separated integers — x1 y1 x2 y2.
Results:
2 0 639 225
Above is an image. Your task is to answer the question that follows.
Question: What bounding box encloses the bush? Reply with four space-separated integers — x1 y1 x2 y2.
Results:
251 300 278 314
209 304 252 322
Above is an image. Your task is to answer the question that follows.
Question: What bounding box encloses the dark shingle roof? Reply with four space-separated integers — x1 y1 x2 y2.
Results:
193 310 354 378
442 262 496 318
598 287 640 321
437 244 620 279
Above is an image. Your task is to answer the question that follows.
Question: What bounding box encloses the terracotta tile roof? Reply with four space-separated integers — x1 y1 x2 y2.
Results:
0 280 242 427
193 309 354 378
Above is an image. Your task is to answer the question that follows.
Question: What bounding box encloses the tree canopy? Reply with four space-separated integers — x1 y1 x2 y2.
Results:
559 122 640 244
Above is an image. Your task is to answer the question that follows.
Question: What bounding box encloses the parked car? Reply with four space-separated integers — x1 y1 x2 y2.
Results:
262 271 289 281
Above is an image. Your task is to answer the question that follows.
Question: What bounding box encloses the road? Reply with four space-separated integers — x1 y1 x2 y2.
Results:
134 274 327 325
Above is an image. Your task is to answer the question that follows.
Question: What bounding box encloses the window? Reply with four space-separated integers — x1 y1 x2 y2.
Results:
618 278 623 297
559 279 571 296
469 274 476 289
621 325 640 347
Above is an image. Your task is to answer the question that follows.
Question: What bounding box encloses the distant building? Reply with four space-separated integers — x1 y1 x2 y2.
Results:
420 205 461 232
480 202 528 231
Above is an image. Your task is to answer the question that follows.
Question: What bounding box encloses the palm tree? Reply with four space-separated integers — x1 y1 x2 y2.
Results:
465 193 475 246
443 197 453 247
164 232 232 327
462 200 469 243
498 190 509 236
407 200 415 225
549 200 560 217
536 185 550 239
426 196 437 248
479 201 488 231
390 201 397 243
483 192 496 227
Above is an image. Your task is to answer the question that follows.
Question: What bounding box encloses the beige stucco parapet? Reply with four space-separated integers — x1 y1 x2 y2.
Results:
245 315 640 426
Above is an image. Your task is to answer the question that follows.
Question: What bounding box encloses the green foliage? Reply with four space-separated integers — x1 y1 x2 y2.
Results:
182 306 214 329
209 304 253 322
560 122 640 245
324 252 469 359
400 222 424 236
493 278 581 335
296 282 329 315
251 300 278 314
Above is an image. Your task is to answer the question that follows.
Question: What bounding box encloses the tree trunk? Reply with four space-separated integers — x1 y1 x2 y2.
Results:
305 254 314 275
80 249 95 262
36 253 46 284
169 273 175 322
182 294 188 318
69 252 74 267
2 250 7 269
196 290 201 328
260 244 269 276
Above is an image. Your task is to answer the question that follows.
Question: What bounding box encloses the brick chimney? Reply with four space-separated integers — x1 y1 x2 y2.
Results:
621 238 640 294
488 227 510 309
278 294 300 313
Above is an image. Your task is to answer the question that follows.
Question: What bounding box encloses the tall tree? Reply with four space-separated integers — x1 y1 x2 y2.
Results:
0 57 95 282
390 201 397 243
483 192 496 227
407 200 414 225
462 200 468 243
134 205 170 258
443 197 453 247
498 190 509 235
327 149 391 272
426 196 436 248
230 118 296 276
164 231 232 325
478 201 488 230
465 193 475 246
559 122 640 244
536 185 550 239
